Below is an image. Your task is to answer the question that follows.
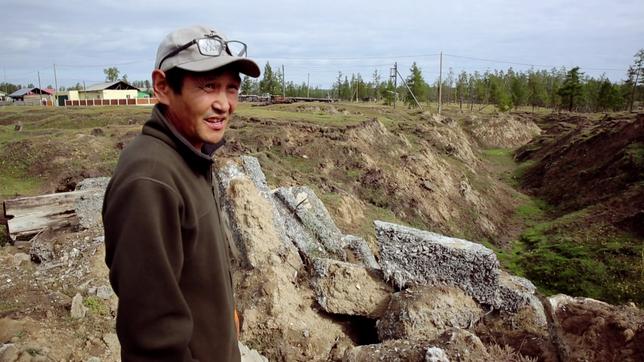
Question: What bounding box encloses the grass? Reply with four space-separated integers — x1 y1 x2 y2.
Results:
83 296 109 316
515 210 643 304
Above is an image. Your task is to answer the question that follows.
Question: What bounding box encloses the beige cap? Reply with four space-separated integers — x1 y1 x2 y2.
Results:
155 25 260 77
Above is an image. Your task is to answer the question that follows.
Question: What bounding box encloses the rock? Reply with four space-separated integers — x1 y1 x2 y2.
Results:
311 258 392 318
0 344 20 362
70 293 87 319
75 177 110 191
86 358 101 362
12 253 31 267
74 178 110 230
90 128 104 137
339 235 379 269
375 221 500 306
425 347 449 362
0 319 26 343
29 234 54 264
342 339 431 362
275 186 345 259
238 342 268 362
96 285 113 300
494 271 543 313
102 333 120 356
377 285 482 341
546 294 644 362
342 329 489 362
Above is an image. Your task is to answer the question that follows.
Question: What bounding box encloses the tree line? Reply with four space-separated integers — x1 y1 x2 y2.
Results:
3 49 642 112
245 49 643 112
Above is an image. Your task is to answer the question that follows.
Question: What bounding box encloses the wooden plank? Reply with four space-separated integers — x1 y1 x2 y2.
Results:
3 189 94 241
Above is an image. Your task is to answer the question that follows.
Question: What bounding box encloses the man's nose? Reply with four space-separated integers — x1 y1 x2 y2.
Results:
211 90 230 113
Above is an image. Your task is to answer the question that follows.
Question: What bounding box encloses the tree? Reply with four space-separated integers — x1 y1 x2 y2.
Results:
404 62 427 107
455 71 468 111
259 62 277 95
527 71 547 111
104 67 120 82
558 67 583 111
121 74 128 83
240 76 254 95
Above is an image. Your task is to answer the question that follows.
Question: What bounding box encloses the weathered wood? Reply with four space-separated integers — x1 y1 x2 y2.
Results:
3 189 95 241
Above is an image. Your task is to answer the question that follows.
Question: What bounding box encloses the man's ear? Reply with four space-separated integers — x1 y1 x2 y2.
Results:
152 69 172 105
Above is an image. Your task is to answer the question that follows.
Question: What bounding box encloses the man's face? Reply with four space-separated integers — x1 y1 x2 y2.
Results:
164 69 240 149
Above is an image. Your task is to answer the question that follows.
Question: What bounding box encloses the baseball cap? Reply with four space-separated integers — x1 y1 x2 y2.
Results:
155 25 260 78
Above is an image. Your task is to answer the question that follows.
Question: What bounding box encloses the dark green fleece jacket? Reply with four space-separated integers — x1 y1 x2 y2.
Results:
102 105 240 362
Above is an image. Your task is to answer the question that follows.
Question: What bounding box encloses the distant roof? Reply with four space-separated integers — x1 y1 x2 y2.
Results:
8 87 53 97
84 81 139 91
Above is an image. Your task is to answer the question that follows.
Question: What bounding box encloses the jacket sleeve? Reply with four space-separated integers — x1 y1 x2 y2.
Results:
103 177 197 362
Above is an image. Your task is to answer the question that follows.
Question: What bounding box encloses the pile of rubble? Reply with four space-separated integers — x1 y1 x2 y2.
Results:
217 156 643 361
1 156 642 361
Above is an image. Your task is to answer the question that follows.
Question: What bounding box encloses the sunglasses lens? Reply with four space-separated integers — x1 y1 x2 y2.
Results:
226 41 247 57
198 38 224 56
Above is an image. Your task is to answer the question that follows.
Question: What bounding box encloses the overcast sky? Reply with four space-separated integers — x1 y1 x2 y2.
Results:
1 0 642 89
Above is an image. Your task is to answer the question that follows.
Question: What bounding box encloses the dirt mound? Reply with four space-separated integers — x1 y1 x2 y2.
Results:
465 112 542 149
517 113 643 227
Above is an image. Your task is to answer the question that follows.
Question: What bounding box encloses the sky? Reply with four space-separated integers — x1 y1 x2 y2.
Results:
0 0 642 90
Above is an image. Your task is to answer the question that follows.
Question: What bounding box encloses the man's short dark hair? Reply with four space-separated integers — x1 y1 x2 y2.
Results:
165 67 188 94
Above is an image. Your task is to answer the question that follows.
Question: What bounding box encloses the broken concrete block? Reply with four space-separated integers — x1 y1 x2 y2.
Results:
339 235 379 269
375 220 499 306
311 258 392 318
238 341 269 362
376 285 483 341
240 156 270 194
494 271 542 313
275 186 345 259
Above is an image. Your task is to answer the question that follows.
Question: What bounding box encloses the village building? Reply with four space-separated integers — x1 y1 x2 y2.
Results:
7 88 54 105
66 81 139 102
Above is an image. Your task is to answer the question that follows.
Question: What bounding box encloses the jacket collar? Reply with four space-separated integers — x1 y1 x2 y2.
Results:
142 104 225 168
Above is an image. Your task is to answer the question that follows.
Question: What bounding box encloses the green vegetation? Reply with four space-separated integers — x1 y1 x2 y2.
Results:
83 296 109 316
517 216 643 304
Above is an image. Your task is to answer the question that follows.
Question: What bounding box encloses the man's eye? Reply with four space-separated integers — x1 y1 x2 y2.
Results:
201 83 215 91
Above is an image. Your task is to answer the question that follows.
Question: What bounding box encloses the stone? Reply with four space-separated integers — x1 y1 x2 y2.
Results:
339 235 379 269
342 330 489 362
546 294 644 362
74 179 109 230
494 270 542 313
86 357 101 362
311 258 392 318
70 293 87 319
425 347 449 362
102 333 120 356
375 220 500 306
275 186 345 259
238 342 268 362
12 253 31 267
0 344 19 362
96 285 113 300
0 319 26 343
376 285 482 341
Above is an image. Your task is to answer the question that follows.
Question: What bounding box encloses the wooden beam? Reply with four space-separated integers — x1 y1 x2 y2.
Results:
3 189 95 241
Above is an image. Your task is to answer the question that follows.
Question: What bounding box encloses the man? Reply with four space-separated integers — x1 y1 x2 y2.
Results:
102 25 260 361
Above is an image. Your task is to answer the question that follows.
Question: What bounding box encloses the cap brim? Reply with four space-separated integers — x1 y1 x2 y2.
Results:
176 56 260 78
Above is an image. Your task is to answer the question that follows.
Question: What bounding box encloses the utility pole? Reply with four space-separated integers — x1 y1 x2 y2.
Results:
3 68 7 96
396 67 423 109
281 64 285 98
438 51 443 114
37 71 43 105
390 62 398 109
307 73 310 98
53 64 59 106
